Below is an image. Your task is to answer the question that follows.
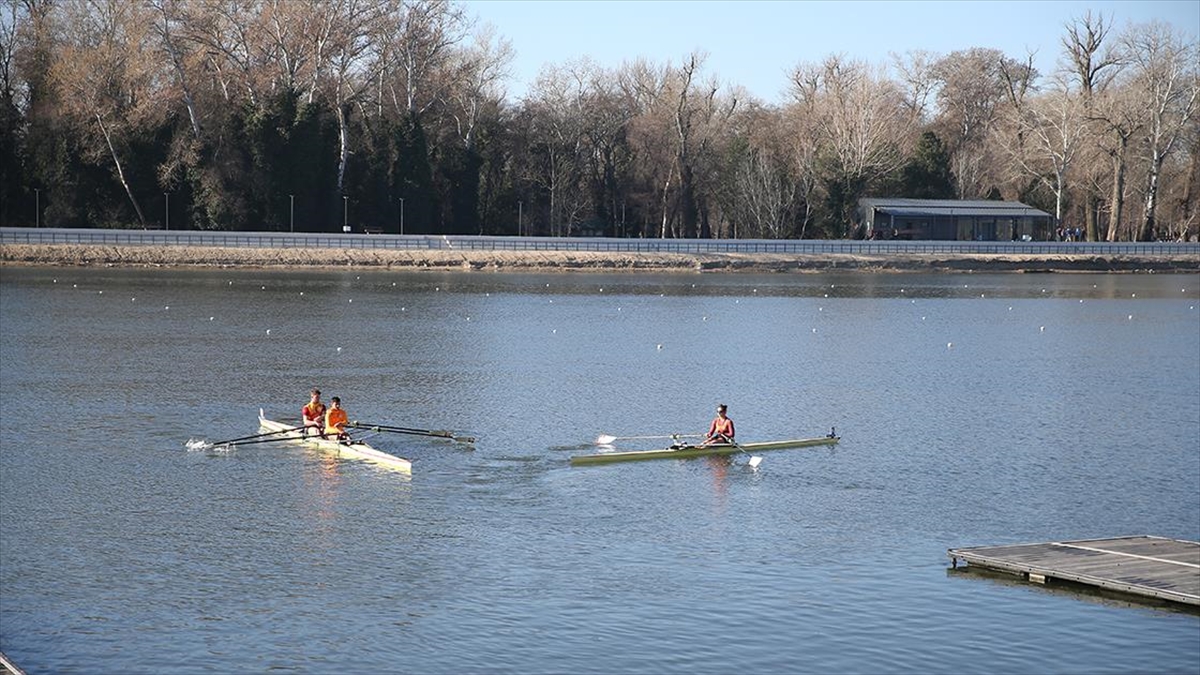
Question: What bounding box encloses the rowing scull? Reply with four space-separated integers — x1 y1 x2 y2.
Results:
570 435 840 466
258 409 412 473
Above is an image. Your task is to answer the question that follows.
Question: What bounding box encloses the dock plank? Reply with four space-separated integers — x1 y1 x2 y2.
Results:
948 535 1200 606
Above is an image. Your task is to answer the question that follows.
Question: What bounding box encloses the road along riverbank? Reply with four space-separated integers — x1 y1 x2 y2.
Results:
2 243 1198 273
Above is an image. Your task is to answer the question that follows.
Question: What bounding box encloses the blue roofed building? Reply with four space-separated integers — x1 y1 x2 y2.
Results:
858 198 1054 241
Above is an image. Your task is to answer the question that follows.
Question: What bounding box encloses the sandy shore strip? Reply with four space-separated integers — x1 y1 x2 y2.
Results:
2 243 1198 273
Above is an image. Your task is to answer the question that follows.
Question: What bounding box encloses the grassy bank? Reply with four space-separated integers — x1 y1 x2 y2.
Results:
2 243 1198 273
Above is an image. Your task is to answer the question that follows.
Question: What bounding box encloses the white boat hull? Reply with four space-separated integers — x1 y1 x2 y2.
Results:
259 409 412 473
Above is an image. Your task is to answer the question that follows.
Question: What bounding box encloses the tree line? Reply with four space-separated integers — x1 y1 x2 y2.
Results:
0 1 1196 241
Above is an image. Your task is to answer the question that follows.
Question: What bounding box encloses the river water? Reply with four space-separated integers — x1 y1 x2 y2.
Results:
1 266 1198 675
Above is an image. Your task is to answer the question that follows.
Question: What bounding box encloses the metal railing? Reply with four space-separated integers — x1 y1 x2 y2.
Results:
2 227 1198 256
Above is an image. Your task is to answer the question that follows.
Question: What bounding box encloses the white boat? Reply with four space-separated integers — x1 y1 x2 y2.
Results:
258 409 412 473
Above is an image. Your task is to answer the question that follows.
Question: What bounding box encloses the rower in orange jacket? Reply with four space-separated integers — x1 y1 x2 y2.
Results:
325 396 349 440
704 403 735 445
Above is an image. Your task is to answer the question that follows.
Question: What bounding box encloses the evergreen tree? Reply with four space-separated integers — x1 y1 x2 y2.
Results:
900 132 955 199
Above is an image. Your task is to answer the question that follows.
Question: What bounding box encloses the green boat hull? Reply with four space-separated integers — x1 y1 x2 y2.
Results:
570 436 840 466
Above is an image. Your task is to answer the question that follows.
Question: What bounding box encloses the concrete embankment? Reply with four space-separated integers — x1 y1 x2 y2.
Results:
2 243 1198 273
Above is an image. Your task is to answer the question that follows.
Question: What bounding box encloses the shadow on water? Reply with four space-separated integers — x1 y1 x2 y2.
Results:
946 565 1200 616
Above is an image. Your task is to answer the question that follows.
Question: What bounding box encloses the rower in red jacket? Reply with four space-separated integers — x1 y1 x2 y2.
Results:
704 404 735 445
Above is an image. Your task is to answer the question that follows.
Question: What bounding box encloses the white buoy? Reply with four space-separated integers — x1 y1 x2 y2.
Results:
552 329 556 334
266 329 270 335
947 342 953 349
656 344 662 350
1128 315 1133 320
811 328 817 333
209 317 214 321
348 298 352 303
131 297 135 301
1040 326 1045 332
337 346 342 352
98 290 103 294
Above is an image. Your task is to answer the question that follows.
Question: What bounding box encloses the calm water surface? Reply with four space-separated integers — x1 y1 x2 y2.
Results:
1 267 1198 674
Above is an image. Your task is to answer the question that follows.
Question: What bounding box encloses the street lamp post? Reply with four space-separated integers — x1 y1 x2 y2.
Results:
34 188 40 228
518 200 523 237
164 193 170 230
343 196 348 232
399 197 405 235
289 194 295 232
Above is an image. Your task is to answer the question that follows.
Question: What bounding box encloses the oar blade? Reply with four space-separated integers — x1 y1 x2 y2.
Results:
747 455 763 469
595 434 617 445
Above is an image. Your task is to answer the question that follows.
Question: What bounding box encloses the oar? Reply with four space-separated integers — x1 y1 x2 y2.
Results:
185 426 299 450
714 434 762 469
595 433 703 445
349 422 475 444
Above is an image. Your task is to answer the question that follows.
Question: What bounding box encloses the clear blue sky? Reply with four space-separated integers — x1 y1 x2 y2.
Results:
465 0 1200 103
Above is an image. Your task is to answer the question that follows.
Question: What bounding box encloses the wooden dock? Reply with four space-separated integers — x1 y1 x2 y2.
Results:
948 535 1200 607
0 650 25 675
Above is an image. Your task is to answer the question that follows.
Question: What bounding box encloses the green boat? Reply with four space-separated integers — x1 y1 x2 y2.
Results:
570 434 840 466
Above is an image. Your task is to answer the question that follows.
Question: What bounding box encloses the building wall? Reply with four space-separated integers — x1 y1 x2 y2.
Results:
866 209 1052 241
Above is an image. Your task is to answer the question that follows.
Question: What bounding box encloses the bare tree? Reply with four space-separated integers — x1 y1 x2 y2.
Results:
444 22 511 150
50 0 167 227
1122 21 1199 240
526 60 591 236
733 108 797 239
383 0 469 116
929 48 1014 198
791 55 916 235
1062 10 1123 239
1091 82 1143 240
1004 76 1090 228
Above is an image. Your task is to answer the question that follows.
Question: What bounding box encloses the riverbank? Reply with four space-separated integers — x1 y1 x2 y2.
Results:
2 243 1198 273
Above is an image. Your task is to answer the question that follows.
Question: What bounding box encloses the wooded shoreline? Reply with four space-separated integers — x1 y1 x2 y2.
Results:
3 243 1199 274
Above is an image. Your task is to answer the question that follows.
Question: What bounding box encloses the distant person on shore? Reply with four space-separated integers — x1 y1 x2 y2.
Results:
703 404 735 445
301 388 326 437
325 396 349 440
